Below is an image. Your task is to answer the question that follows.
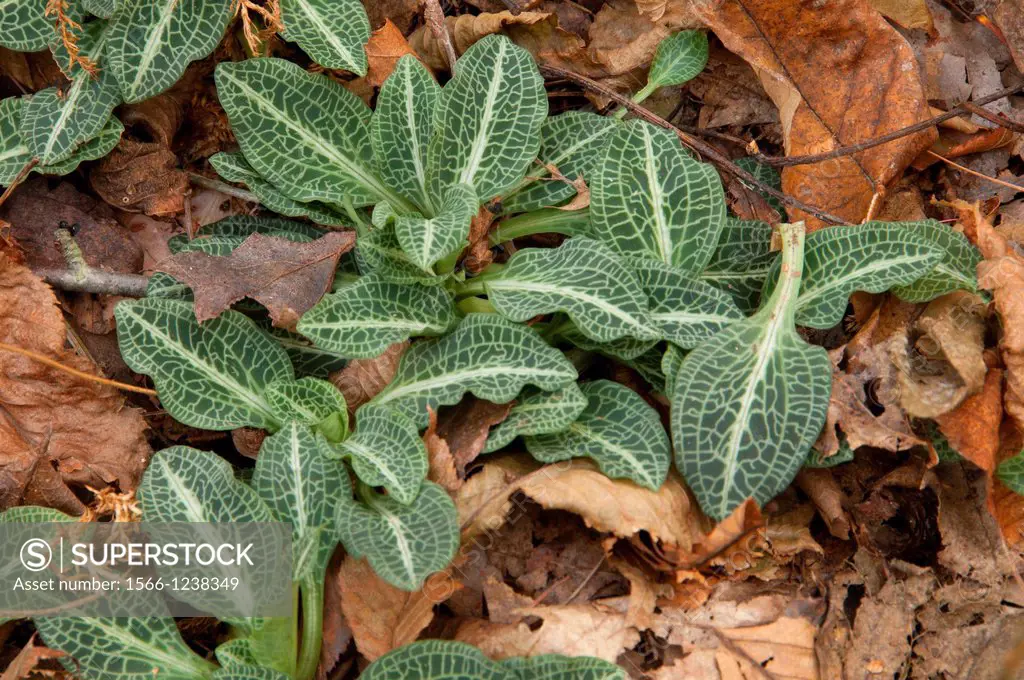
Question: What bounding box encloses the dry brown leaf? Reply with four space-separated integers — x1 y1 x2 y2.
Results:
317 550 352 680
935 368 1003 474
693 0 936 229
329 341 408 417
843 574 934 678
90 139 188 216
0 251 150 513
434 397 512 475
423 406 462 492
0 636 67 680
869 0 933 31
993 478 1024 547
587 0 700 80
690 47 779 130
410 11 557 71
158 231 355 328
993 0 1024 73
362 0 423 34
671 497 762 569
365 19 427 88
796 468 852 539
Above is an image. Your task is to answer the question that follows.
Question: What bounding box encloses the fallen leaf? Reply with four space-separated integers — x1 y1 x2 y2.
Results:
869 0 933 32
363 0 423 34
423 406 462 492
935 368 1003 474
993 477 1024 546
410 11 558 71
317 550 352 680
0 251 151 514
586 0 701 82
463 205 496 274
796 468 852 540
90 141 188 217
993 0 1024 73
231 427 266 460
689 47 779 130
158 231 356 328
434 397 512 475
329 341 408 417
365 19 427 88
693 0 937 229
0 636 67 680
933 461 1008 585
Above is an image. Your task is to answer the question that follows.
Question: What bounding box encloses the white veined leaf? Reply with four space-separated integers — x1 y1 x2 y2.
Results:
504 653 628 679
215 58 399 208
331 403 427 505
297 274 456 359
621 344 669 392
279 0 370 73
525 380 670 490
337 481 459 591
671 222 831 520
264 377 348 441
997 450 1024 495
114 298 294 431
631 258 743 348
700 218 775 313
213 667 291 680
34 618 217 680
371 313 578 427
734 157 784 214
591 119 726 272
107 0 234 103
891 219 981 302
209 152 349 226
356 222 448 286
253 422 350 580
646 30 709 90
551 319 658 361
500 111 618 215
392 184 478 272
0 0 73 51
483 383 588 453
426 35 547 202
761 222 942 329
260 324 348 378
661 343 686 395
371 55 439 213
483 237 659 343
83 0 122 19
167 214 324 253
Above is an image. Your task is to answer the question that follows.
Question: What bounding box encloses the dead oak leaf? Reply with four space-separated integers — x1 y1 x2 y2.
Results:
434 397 512 476
158 231 355 328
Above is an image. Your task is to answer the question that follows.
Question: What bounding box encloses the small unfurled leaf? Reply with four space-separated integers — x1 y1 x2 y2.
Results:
501 112 618 215
264 377 348 440
891 219 981 302
484 384 588 453
371 55 439 214
279 0 370 74
426 35 547 202
700 218 775 313
334 404 428 505
483 237 658 343
591 120 726 273
761 222 941 329
107 0 234 103
525 380 670 490
337 481 459 591
357 222 448 286
83 0 121 18
371 314 578 427
298 275 455 359
646 30 709 90
392 184 477 271
115 298 294 431
671 222 831 520
631 258 743 348
157 231 356 328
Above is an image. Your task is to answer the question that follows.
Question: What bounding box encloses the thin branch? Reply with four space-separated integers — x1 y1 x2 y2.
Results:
35 267 150 297
424 0 458 74
960 101 1024 133
927 150 1024 192
0 342 158 396
539 65 846 224
188 172 260 203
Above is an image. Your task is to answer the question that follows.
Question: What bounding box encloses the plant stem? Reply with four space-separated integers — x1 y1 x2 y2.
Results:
295 574 325 680
452 263 505 298
457 296 496 314
614 82 658 120
188 172 260 203
489 208 591 244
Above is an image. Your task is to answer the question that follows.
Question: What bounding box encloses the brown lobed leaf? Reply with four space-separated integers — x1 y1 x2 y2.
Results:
329 341 408 417
693 0 937 229
158 231 355 328
90 141 188 217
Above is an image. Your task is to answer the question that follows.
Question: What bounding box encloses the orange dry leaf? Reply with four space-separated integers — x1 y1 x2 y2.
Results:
365 19 428 87
0 635 67 680
935 368 1004 474
329 341 408 418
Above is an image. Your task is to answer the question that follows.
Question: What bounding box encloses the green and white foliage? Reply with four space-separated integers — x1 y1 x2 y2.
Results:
115 298 294 431
338 482 459 591
645 30 709 91
298 275 455 358
591 120 726 273
332 404 427 505
261 325 348 378
371 314 578 427
671 222 831 520
362 640 625 680
0 0 74 51
390 184 478 272
891 219 981 302
484 383 589 453
278 0 370 74
357 221 449 286
167 214 324 253
700 218 776 313
107 0 234 103
525 380 670 490
501 112 618 215
264 377 348 441
83 0 122 19
427 35 547 202
761 222 941 329
483 238 658 343
734 157 784 214
661 343 687 394
998 450 1024 495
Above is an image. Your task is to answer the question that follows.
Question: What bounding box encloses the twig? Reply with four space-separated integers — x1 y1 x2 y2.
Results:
960 101 1024 133
188 172 260 203
927 150 1024 192
538 65 846 225
0 342 158 396
35 267 150 297
752 82 1024 168
424 0 458 74
0 159 38 210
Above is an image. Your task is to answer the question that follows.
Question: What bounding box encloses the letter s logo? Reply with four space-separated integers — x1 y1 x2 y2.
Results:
20 539 52 572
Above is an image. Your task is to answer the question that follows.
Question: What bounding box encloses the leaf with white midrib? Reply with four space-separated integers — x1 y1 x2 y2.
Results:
393 184 477 271
484 237 659 343
525 380 670 490
646 30 709 89
264 377 348 428
279 0 370 73
891 219 981 302
700 218 775 313
356 221 448 286
671 222 831 520
484 383 589 453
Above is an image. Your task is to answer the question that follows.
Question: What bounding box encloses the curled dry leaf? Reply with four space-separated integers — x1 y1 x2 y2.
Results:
364 19 427 88
935 368 1003 474
423 406 462 492
329 341 408 417
0 636 67 680
0 251 151 514
693 0 936 229
410 11 561 71
797 468 852 539
158 231 356 328
433 397 512 476
317 550 352 680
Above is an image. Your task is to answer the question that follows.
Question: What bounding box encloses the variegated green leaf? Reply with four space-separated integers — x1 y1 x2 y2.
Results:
631 258 743 348
371 314 577 427
253 422 350 579
337 481 458 591
0 0 65 51
525 380 670 490
35 618 216 680
213 667 291 680
279 0 369 73
661 343 686 395
623 343 668 392
215 58 400 208
356 222 448 286
998 450 1024 495
262 324 348 378
168 214 324 253
83 0 122 18
332 403 427 505
554 322 659 360
645 30 709 90
483 383 588 453
107 0 234 103
501 112 618 215
265 377 348 440
115 298 294 431
371 55 439 213
393 184 477 272
426 35 547 202
734 158 784 214
297 275 455 359
761 222 941 329
671 222 831 520
891 219 981 302
700 218 774 313
489 207 593 243
482 237 658 343
505 654 627 679
591 120 726 272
